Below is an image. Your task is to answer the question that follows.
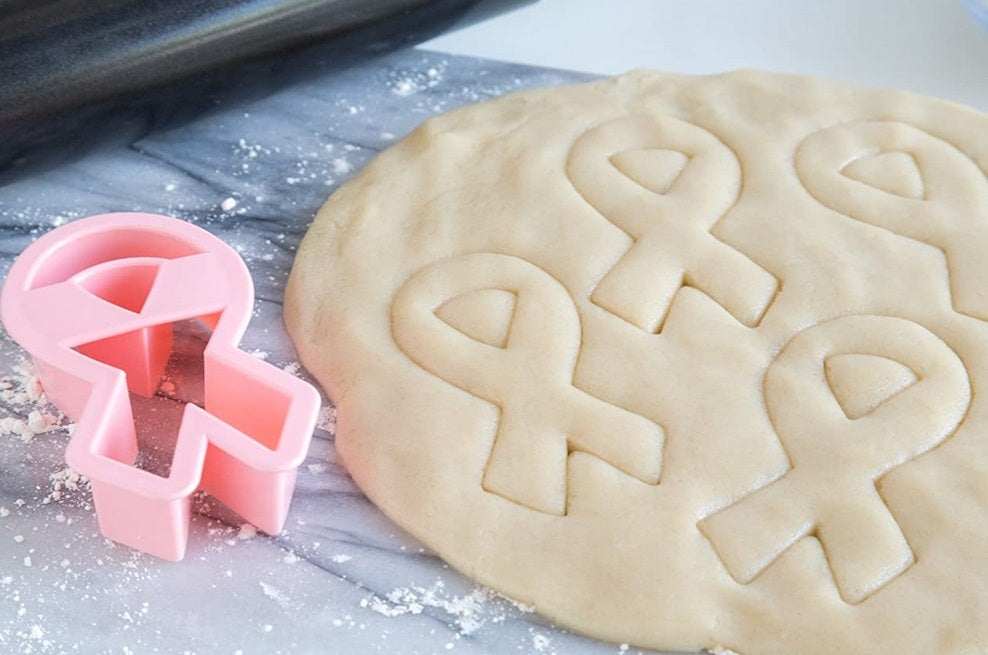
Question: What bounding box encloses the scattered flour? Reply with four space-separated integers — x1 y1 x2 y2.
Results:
389 63 446 97
219 197 238 212
234 138 269 160
531 631 554 653
0 360 89 509
391 79 418 97
359 580 533 636
259 581 291 608
316 405 337 433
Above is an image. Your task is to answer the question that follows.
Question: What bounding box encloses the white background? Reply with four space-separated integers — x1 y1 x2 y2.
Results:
424 0 988 110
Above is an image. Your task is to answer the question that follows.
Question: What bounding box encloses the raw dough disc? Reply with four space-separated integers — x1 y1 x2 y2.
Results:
285 70 988 654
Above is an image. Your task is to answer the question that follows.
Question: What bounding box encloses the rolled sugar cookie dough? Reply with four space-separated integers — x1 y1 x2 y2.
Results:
285 70 988 654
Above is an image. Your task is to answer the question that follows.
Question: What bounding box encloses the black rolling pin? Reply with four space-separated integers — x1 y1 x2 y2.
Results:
0 0 531 177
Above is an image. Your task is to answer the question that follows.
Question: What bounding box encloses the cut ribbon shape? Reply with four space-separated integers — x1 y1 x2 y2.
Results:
796 120 988 321
567 115 778 332
391 253 665 515
699 315 970 604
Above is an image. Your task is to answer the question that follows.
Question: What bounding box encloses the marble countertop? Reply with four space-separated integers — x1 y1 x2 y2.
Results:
0 48 643 655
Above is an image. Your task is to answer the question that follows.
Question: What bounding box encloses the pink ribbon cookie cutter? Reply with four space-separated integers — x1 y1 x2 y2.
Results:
0 212 320 561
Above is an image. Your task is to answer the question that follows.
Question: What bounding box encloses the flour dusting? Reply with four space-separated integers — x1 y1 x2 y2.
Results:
360 579 533 636
259 581 291 608
389 63 446 97
0 360 92 509
316 405 336 433
531 630 555 654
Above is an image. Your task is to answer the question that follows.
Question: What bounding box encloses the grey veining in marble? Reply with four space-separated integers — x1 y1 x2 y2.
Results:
0 48 679 655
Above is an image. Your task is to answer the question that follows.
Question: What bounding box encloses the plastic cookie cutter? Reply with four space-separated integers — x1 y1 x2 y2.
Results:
0 212 320 561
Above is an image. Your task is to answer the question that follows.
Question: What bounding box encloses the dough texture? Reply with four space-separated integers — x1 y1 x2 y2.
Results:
285 70 988 654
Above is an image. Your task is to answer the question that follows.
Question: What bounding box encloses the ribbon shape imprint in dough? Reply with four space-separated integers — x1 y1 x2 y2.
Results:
391 253 665 516
567 115 778 333
699 314 970 604
796 120 988 321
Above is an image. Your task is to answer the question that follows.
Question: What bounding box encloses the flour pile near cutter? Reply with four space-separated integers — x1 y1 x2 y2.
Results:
285 70 988 654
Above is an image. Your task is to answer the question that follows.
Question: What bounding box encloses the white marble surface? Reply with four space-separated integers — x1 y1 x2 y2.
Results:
0 48 654 655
